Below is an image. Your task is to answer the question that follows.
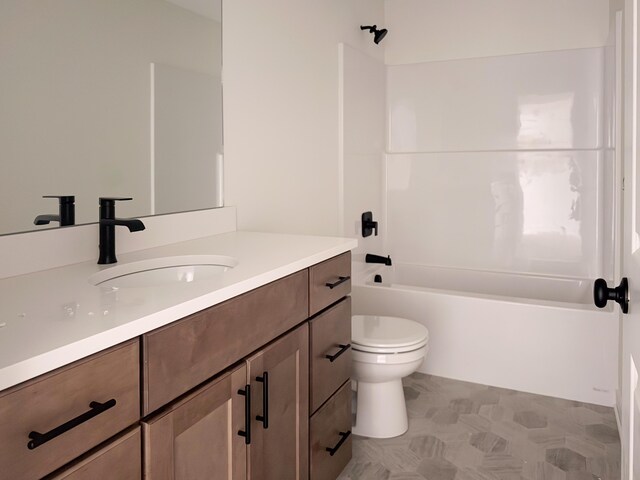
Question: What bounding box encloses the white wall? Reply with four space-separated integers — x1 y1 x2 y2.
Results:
339 44 386 272
384 0 610 64
223 0 384 235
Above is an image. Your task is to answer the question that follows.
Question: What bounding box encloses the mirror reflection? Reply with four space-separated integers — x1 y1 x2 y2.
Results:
0 0 223 236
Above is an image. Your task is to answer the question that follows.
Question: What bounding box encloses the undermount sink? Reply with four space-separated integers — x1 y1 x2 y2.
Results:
88 255 238 288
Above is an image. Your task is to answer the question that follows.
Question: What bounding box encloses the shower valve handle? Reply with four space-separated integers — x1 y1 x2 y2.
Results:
593 277 629 314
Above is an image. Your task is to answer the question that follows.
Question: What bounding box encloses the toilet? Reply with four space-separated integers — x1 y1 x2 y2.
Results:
351 315 429 438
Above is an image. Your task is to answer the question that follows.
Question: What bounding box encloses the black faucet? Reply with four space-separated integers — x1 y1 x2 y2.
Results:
34 195 75 227
365 253 392 266
98 197 145 264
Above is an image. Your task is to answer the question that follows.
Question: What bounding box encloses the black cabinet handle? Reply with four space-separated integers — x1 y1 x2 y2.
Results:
325 344 351 363
27 399 116 450
237 385 251 444
326 430 351 456
325 276 350 289
256 372 269 429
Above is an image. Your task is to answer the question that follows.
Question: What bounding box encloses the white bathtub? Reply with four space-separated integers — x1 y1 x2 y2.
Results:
352 263 618 406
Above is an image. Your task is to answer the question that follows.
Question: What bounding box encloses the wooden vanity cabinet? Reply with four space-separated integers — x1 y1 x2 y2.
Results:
246 324 309 480
309 252 351 316
46 427 142 480
0 251 352 480
143 365 248 480
142 270 309 415
309 298 351 413
0 339 139 480
307 253 352 480
310 382 352 480
142 324 309 480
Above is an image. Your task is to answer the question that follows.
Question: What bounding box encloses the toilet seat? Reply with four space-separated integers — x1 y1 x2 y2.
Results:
352 315 429 354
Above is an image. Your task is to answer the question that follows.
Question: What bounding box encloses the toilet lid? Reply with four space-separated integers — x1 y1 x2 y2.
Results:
351 315 429 353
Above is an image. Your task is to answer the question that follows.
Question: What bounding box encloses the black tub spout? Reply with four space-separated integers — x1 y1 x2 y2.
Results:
365 253 392 266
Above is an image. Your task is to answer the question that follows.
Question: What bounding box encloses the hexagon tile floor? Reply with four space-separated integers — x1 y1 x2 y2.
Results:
337 373 620 480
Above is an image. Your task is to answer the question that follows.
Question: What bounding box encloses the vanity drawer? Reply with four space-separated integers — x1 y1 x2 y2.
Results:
143 270 309 414
309 252 351 316
47 427 141 479
310 297 351 413
310 381 352 480
0 340 140 480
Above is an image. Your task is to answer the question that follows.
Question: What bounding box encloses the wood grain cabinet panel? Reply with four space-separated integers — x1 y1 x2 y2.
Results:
0 340 139 480
247 324 309 480
309 252 351 316
47 427 141 480
310 298 352 414
310 382 352 480
143 365 248 480
143 270 309 414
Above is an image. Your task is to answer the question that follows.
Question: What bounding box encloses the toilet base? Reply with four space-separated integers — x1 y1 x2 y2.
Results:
353 379 408 438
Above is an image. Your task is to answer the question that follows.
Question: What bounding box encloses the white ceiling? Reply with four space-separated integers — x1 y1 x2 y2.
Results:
165 0 221 22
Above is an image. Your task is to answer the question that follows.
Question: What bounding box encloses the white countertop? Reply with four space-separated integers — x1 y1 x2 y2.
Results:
0 231 357 391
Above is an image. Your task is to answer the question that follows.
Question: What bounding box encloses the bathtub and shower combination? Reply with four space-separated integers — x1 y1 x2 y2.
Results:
342 44 619 407
351 263 618 406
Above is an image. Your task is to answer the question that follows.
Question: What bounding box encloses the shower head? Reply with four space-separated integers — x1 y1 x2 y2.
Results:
361 25 388 45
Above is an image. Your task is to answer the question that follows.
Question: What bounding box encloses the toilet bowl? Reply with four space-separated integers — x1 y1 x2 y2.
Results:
351 315 429 438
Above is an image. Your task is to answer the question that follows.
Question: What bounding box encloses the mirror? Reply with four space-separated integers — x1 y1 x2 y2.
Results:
0 0 223 236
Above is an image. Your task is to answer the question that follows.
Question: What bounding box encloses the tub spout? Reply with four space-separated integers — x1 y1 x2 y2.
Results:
365 253 392 266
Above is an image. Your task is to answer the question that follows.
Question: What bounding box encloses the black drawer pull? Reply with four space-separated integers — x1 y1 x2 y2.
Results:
27 399 116 450
256 372 269 429
325 276 350 289
237 385 251 444
325 344 351 363
326 430 351 456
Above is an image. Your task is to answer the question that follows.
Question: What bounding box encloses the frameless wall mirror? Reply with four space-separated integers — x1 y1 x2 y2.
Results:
0 0 223 236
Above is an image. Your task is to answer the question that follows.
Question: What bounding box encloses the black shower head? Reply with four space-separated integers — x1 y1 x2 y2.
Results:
374 28 388 44
361 25 388 45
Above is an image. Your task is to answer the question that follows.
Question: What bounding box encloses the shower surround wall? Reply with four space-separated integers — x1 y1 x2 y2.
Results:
386 47 615 280
339 43 619 404
378 47 618 405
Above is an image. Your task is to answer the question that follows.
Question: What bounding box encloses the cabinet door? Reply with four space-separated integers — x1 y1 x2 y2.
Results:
310 298 351 413
247 324 309 480
309 252 351 316
0 340 139 480
47 427 141 480
143 270 308 415
310 382 352 480
143 365 248 480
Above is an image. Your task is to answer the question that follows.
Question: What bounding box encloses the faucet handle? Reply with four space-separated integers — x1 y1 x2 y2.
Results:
37 195 75 226
99 197 133 203
361 211 379 237
99 197 134 221
43 195 75 203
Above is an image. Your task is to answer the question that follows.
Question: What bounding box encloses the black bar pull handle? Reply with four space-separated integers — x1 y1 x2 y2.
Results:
237 385 251 444
325 276 350 289
326 430 351 456
27 399 116 450
256 372 269 429
325 344 351 363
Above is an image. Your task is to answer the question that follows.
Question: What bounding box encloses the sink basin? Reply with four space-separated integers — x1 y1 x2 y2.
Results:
88 255 238 288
